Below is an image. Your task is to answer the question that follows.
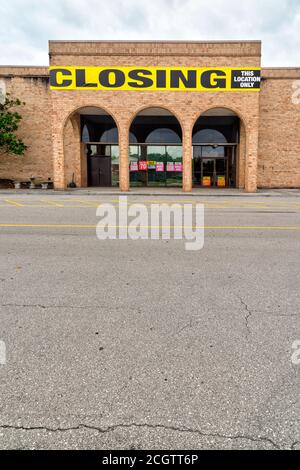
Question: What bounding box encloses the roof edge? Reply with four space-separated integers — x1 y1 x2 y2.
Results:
49 39 262 44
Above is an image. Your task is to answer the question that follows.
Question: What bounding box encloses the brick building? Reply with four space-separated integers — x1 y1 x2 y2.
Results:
0 40 299 192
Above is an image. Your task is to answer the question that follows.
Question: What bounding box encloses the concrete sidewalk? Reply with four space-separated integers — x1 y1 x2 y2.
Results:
0 187 300 197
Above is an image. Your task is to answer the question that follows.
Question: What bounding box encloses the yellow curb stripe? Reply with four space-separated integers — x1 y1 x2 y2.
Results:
4 199 24 207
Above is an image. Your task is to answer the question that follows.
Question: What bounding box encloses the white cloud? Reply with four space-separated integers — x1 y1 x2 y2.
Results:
0 0 299 66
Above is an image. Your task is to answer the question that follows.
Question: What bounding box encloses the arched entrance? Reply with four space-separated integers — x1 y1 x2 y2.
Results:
192 108 242 188
129 107 182 187
63 106 119 188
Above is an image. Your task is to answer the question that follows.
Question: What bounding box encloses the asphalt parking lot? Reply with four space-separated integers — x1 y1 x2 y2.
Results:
0 192 299 450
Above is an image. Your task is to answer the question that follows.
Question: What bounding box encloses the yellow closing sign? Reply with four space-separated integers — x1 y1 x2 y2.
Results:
49 66 261 92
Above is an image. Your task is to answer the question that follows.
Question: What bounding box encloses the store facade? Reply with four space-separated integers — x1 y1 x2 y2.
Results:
0 41 300 191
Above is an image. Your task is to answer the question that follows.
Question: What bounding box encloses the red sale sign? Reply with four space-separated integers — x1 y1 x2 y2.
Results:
138 160 148 171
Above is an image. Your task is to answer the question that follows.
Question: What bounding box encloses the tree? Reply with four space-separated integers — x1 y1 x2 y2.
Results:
0 93 27 156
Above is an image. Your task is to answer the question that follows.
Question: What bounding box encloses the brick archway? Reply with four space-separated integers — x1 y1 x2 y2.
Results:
191 106 256 191
127 106 186 190
52 101 258 192
56 105 120 189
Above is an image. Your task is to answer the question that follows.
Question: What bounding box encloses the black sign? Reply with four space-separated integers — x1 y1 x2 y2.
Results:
231 69 261 89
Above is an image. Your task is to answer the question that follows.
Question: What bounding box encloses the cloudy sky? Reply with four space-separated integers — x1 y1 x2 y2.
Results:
0 0 299 66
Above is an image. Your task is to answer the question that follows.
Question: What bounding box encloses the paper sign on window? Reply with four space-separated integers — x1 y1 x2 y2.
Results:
130 162 138 172
217 176 226 187
156 162 164 172
174 163 182 172
138 161 148 171
202 176 211 187
147 161 156 170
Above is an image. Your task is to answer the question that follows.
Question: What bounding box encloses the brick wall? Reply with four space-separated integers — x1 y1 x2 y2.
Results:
258 68 300 188
0 67 53 183
1 41 299 191
50 41 261 191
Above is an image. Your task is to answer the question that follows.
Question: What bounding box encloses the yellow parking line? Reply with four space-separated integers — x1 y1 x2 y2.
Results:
0 204 106 209
39 199 64 207
0 224 96 228
110 200 294 210
73 199 99 207
0 224 299 231
1 199 299 211
4 199 24 207
77 199 105 204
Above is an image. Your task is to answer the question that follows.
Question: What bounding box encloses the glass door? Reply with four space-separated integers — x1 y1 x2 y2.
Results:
215 158 227 187
201 159 215 187
201 158 228 187
147 145 165 187
193 146 202 186
192 145 235 188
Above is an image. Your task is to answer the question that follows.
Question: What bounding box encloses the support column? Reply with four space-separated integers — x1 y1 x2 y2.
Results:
245 125 259 193
237 120 246 189
70 114 82 187
52 119 65 190
182 124 193 192
119 123 129 192
80 142 88 187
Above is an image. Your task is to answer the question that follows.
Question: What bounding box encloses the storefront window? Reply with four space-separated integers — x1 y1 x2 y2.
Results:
129 110 182 187
201 146 225 158
100 127 119 143
193 129 227 144
145 128 181 144
111 145 119 187
192 145 236 188
129 145 182 187
129 146 141 186
166 146 183 187
147 146 165 187
88 144 98 156
82 124 90 142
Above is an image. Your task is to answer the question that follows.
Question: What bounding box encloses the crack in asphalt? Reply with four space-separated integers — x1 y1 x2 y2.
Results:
237 297 252 337
255 312 300 317
176 318 193 335
0 422 280 449
2 303 299 318
0 304 116 310
235 296 299 320
291 441 300 450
